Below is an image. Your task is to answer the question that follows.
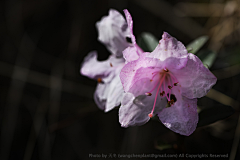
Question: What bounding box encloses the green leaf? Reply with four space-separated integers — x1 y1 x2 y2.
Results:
197 50 217 68
186 36 208 54
197 105 235 127
202 51 217 68
137 32 158 52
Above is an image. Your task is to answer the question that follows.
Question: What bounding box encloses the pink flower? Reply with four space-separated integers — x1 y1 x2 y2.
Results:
119 32 217 136
81 9 143 112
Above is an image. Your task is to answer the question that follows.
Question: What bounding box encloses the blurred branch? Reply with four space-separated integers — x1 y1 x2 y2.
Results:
230 113 240 160
175 3 225 17
0 33 35 160
230 84 240 160
49 103 97 132
0 61 94 98
206 89 240 111
23 92 49 160
207 1 240 52
212 64 240 80
132 0 204 38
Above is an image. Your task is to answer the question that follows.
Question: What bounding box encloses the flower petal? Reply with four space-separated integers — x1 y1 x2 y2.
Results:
93 61 124 112
120 53 165 92
147 32 188 69
94 75 124 112
119 93 166 127
122 9 143 63
94 83 109 110
119 93 151 127
123 46 140 64
158 95 198 136
96 9 130 57
119 78 167 127
80 51 124 83
172 53 217 99
123 9 136 45
105 71 124 112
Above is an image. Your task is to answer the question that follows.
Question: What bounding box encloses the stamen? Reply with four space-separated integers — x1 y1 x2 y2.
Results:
148 74 166 118
144 72 159 95
147 69 179 118
145 92 152 96
167 77 172 101
97 78 103 83
168 99 175 106
110 63 113 67
148 113 153 118
160 91 165 96
163 78 170 101
151 72 159 80
169 72 178 84
164 68 169 72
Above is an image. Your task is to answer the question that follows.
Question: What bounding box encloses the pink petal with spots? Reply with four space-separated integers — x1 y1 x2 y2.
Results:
158 94 198 136
147 32 188 69
171 53 217 99
119 78 166 127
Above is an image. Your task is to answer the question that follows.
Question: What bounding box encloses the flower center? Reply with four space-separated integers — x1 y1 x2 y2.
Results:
145 68 179 118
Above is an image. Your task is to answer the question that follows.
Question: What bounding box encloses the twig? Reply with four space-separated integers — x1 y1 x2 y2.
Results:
206 89 240 111
212 64 240 80
23 92 49 160
0 61 94 98
175 2 225 17
0 33 36 160
229 113 240 160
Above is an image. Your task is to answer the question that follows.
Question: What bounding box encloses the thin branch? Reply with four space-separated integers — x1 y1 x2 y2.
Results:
206 89 240 111
212 64 240 80
229 113 240 160
0 61 95 98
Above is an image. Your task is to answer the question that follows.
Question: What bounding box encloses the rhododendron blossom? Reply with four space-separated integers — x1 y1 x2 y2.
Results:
119 32 217 136
81 9 142 112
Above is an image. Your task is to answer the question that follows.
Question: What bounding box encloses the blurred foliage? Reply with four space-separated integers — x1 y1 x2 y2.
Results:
197 50 217 68
137 32 159 52
186 36 209 54
197 104 235 127
1 0 240 160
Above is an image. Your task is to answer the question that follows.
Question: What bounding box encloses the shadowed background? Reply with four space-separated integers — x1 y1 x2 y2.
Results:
0 0 240 160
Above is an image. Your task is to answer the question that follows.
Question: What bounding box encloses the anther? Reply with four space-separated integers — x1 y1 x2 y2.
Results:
168 85 172 89
160 91 165 96
148 113 153 118
174 82 178 86
97 78 103 83
145 92 152 96
110 63 113 67
168 99 175 106
164 68 169 72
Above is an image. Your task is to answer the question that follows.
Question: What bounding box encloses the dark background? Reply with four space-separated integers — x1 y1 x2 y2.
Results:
1 0 240 160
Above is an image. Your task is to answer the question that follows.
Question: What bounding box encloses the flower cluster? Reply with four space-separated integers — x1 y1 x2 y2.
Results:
80 9 142 112
81 9 217 136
